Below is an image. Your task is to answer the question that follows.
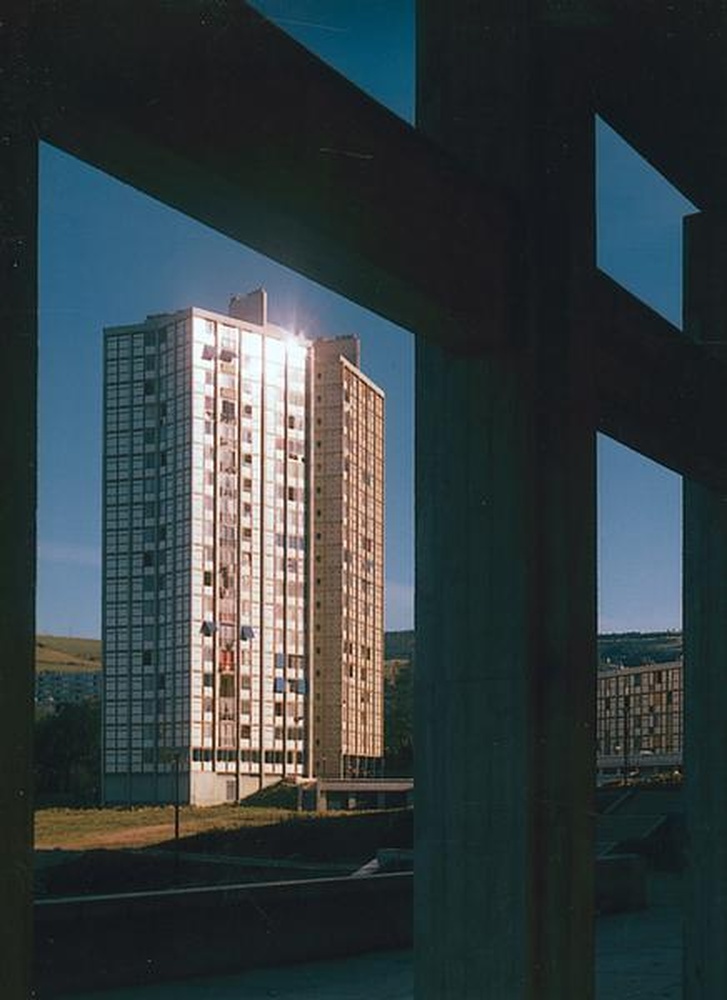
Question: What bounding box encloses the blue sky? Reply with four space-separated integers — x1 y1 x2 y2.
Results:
37 2 692 637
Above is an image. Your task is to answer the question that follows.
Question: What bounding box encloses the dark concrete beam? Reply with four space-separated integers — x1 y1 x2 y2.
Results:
593 272 727 492
417 1 726 212
29 0 511 353
589 2 726 211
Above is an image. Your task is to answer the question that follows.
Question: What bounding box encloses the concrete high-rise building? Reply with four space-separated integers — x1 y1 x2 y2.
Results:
102 290 384 805
311 338 385 778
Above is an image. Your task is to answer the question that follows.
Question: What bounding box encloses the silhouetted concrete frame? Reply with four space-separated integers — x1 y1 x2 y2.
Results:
3 3 727 998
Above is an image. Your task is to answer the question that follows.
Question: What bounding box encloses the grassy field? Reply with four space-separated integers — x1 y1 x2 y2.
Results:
35 802 412 858
35 803 292 850
34 805 413 897
36 635 102 673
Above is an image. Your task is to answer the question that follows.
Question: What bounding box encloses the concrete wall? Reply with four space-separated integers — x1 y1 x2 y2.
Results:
34 873 413 995
104 770 281 805
190 771 280 805
595 854 647 915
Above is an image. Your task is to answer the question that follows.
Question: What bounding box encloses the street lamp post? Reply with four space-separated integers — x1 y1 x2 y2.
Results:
173 751 181 884
174 751 180 843
623 694 630 784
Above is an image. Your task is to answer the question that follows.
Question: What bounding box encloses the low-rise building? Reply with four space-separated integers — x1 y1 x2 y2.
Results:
36 669 101 709
596 660 683 780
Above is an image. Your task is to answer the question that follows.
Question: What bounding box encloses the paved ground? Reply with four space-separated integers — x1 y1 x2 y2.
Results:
596 873 682 1000
59 951 414 1000
58 875 683 999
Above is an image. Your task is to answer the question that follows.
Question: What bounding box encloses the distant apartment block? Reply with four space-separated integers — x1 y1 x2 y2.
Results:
102 290 384 804
36 670 101 709
596 660 683 779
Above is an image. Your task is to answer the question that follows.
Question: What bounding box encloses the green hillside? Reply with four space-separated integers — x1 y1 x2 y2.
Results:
36 636 102 673
597 631 682 667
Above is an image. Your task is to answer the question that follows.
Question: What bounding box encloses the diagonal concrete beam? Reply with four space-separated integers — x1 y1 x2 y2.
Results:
590 2 727 212
29 0 511 354
29 1 727 484
594 271 727 491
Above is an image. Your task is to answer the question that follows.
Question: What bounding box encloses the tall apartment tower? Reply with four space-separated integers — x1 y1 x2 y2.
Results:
102 290 384 804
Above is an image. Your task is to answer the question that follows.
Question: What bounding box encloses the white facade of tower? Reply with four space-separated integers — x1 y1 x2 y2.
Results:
103 302 309 804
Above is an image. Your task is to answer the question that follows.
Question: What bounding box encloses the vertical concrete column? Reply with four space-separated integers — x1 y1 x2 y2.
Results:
415 8 596 998
683 212 727 999
415 334 596 999
0 8 37 998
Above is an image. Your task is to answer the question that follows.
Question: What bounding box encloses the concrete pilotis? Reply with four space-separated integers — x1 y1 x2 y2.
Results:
0 8 37 996
415 8 596 995
683 212 727 999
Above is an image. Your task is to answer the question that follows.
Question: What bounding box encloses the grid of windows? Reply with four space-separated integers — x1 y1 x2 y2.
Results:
189 317 307 782
596 661 684 770
104 322 192 781
311 340 385 779
104 302 376 804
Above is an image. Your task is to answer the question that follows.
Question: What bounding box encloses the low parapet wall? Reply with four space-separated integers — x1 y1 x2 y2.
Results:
34 873 413 996
34 853 646 994
595 854 647 914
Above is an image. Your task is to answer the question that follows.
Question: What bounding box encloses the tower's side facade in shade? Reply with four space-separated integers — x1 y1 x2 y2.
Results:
311 338 385 778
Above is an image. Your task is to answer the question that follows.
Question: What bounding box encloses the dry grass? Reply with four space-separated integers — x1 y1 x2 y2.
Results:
36 635 102 673
34 803 293 850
